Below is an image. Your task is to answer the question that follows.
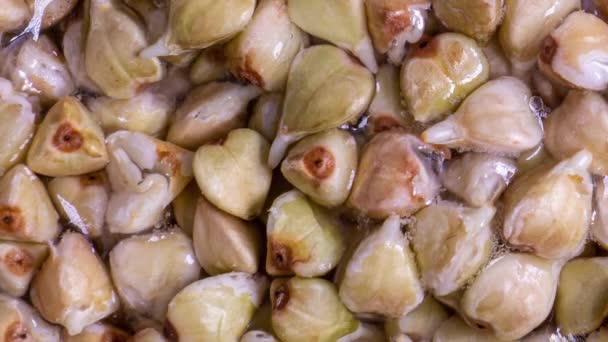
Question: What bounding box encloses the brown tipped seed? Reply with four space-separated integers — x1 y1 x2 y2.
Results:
411 202 495 296
0 35 75 106
3 246 33 276
226 0 309 91
52 123 83 153
433 0 503 42
538 11 608 91
0 207 26 236
63 323 130 342
0 293 61 340
26 97 108 177
288 0 378 72
110 230 200 322
384 295 449 341
0 165 60 243
401 32 490 123
131 328 167 342
281 129 357 207
266 190 345 277
503 150 593 259
422 76 543 155
193 129 272 220
87 91 173 138
167 82 261 150
545 91 608 175
339 215 423 317
248 93 283 142
442 153 517 207
167 272 268 341
555 257 608 335
0 0 29 33
84 0 163 99
365 0 431 64
432 316 503 341
271 277 358 342
539 35 558 65
171 182 199 237
366 64 412 135
499 0 580 74
141 0 255 57
269 45 374 168
189 45 229 85
302 148 334 179
0 241 47 297
460 253 561 341
0 78 36 177
31 232 119 335
105 131 193 234
193 196 261 275
347 131 440 219
48 172 110 238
